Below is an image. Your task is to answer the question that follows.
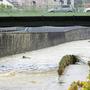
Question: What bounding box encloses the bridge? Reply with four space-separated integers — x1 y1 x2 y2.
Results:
0 16 90 27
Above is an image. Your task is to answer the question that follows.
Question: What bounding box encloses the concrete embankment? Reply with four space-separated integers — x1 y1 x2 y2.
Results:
0 27 90 57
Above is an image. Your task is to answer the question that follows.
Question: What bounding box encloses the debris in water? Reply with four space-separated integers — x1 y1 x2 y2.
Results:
59 81 65 84
22 56 31 59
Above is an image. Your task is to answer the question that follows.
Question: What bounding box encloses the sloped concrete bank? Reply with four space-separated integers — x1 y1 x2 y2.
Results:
0 27 90 57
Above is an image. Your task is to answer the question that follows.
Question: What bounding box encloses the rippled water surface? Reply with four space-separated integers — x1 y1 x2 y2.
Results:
0 40 89 90
0 64 88 90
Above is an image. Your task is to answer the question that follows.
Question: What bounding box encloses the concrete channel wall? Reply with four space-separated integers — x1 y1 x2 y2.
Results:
65 28 90 42
0 27 90 57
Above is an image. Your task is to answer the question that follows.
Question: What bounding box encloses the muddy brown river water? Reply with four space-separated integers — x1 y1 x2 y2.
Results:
0 40 89 90
0 64 88 90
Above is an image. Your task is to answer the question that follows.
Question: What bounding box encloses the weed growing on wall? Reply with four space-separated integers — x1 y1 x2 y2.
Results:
58 55 79 75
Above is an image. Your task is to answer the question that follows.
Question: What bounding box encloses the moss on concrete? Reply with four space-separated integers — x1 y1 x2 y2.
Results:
58 55 79 75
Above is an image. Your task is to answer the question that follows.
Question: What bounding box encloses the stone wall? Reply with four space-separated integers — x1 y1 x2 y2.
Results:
65 28 90 42
0 32 65 57
0 28 90 57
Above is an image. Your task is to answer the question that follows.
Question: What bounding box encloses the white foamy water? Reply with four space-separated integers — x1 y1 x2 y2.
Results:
0 64 88 90
0 40 89 90
0 40 90 73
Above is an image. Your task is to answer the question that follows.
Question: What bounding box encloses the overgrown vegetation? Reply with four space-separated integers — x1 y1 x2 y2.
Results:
58 55 79 75
68 62 90 90
68 72 90 90
0 4 13 11
68 82 78 90
88 61 90 66
0 6 89 16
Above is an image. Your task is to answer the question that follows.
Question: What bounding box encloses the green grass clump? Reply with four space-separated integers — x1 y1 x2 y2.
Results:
68 82 78 90
0 9 90 16
68 72 90 90
68 81 90 90
88 61 90 67
58 55 79 75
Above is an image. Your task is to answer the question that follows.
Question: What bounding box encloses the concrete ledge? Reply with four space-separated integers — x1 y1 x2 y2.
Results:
0 27 90 57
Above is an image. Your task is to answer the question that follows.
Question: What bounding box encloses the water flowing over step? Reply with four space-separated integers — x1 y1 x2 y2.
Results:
59 64 89 90
0 40 89 90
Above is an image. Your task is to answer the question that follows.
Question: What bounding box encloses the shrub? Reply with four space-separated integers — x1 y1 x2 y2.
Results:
0 4 13 11
58 55 79 75
68 81 90 90
88 61 90 67
0 4 5 11
68 72 90 90
6 5 12 9
68 82 78 90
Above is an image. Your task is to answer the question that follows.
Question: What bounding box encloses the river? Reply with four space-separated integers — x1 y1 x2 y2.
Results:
0 40 89 90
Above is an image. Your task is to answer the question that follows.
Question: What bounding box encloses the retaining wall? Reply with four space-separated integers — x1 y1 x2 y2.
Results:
0 27 90 57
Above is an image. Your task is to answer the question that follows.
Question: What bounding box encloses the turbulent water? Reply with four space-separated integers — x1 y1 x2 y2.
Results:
0 60 57 73
0 64 88 90
0 57 57 73
0 40 89 90
0 40 90 73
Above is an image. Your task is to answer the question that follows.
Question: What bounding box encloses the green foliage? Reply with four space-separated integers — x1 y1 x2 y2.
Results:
68 82 78 90
68 81 90 90
68 72 90 90
88 61 90 67
0 4 12 11
58 55 79 75
66 54 90 90
6 5 12 9
0 4 5 11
